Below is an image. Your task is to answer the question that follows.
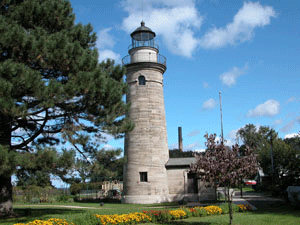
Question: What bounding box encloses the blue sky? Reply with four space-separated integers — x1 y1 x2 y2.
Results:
70 0 300 152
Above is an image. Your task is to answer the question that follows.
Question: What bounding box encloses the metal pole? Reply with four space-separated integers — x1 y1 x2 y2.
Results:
219 91 224 145
270 130 275 185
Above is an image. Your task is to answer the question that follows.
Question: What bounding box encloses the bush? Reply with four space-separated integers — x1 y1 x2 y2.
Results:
30 198 40 204
56 195 74 203
70 182 102 195
13 185 58 203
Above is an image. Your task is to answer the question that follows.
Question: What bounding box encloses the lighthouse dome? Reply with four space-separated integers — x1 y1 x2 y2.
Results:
131 21 156 41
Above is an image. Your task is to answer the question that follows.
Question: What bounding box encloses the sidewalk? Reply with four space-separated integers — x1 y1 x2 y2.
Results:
233 191 285 211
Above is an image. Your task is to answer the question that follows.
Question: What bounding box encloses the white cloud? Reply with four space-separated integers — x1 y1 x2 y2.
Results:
247 99 280 117
194 148 206 153
97 28 121 62
200 2 276 49
284 133 300 139
97 28 115 49
227 129 239 145
220 64 248 86
98 50 121 63
202 98 217 110
286 96 299 104
280 117 300 133
121 0 203 57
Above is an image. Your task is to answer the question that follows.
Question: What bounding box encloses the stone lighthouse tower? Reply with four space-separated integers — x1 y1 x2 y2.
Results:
122 22 169 204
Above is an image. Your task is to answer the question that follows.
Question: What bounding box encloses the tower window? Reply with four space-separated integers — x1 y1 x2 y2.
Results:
138 75 146 85
140 172 148 182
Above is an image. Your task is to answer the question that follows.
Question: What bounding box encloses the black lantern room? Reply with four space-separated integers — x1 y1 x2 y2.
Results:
130 21 157 49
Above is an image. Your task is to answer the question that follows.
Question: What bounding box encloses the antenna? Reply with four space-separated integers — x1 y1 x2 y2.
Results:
141 0 144 22
219 91 224 145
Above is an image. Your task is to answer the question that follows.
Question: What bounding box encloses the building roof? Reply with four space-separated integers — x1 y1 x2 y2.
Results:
165 157 196 168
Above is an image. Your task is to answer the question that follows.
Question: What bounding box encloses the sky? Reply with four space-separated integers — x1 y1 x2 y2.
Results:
69 0 300 152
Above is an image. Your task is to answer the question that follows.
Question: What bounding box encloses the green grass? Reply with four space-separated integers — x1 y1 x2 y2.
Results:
1 202 299 225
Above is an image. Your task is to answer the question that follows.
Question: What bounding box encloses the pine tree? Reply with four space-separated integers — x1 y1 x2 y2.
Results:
0 0 132 216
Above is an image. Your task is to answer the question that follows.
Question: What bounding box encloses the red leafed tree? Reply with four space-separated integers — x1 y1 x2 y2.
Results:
191 134 257 225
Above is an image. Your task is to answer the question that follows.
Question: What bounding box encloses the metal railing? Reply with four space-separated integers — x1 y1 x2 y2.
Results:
122 53 166 66
128 41 159 50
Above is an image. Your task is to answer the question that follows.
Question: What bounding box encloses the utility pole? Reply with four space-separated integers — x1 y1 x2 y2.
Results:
270 130 275 186
219 91 224 145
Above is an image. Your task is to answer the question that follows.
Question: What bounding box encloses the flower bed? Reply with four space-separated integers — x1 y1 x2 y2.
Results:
14 218 74 225
94 212 152 225
14 204 252 225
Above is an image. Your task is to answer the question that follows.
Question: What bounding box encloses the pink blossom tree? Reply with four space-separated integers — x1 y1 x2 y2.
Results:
191 134 257 224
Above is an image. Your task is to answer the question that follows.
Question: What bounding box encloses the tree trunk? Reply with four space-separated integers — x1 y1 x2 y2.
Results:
229 199 233 225
0 175 13 217
227 188 233 225
0 115 13 217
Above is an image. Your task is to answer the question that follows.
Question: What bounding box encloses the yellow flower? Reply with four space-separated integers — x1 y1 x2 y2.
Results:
13 218 74 225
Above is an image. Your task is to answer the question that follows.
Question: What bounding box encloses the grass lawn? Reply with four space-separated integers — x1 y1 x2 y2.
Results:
1 202 299 225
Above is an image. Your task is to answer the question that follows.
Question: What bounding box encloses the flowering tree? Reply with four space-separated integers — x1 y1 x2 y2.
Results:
191 134 257 225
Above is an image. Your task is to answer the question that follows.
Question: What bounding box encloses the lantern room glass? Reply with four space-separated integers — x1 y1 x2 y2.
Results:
130 22 156 49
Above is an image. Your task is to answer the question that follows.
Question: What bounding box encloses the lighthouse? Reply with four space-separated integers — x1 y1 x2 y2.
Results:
122 21 169 204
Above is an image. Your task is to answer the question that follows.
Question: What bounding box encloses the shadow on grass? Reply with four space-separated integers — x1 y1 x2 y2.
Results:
161 222 211 225
247 199 300 217
0 208 84 225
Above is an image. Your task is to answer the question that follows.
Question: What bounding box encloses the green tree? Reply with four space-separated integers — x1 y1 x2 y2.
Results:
237 125 300 190
15 147 75 187
0 0 132 216
90 149 124 182
169 149 194 158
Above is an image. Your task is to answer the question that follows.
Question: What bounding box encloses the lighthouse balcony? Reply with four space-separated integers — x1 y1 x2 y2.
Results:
122 53 166 66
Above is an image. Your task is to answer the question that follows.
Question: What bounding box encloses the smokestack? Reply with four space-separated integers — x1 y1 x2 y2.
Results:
178 127 183 152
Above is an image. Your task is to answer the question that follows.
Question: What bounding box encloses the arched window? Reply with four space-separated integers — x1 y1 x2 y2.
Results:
138 75 146 85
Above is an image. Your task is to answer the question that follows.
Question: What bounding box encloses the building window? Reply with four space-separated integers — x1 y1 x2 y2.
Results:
138 75 146 85
140 172 148 182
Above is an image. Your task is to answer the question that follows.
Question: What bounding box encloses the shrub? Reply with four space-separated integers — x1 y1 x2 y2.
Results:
56 195 74 203
30 198 40 204
70 182 102 195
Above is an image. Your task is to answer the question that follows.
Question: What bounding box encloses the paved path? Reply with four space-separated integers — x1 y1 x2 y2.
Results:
15 204 102 209
233 191 286 211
